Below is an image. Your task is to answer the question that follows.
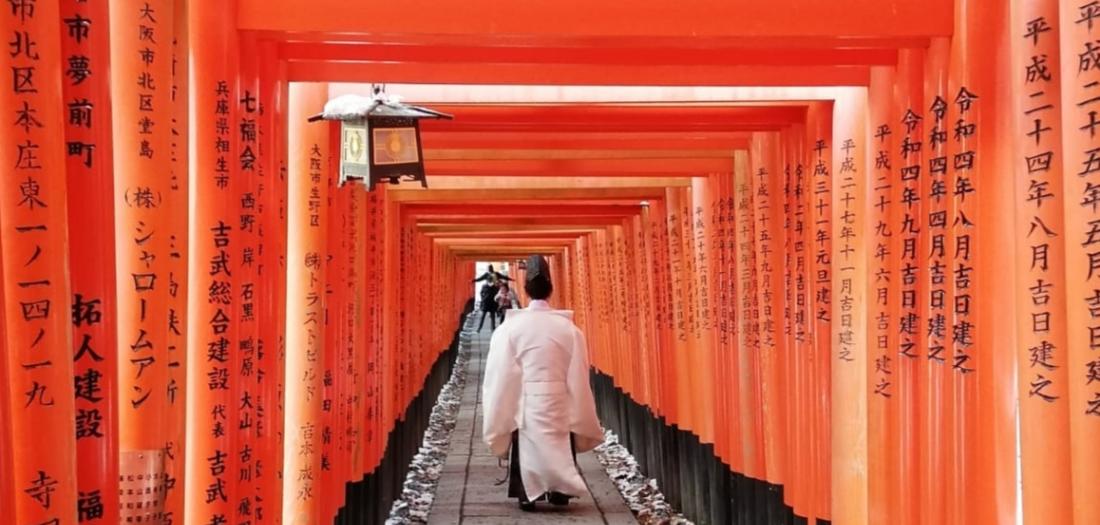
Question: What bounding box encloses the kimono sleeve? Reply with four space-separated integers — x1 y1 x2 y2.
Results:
481 329 522 457
567 327 605 453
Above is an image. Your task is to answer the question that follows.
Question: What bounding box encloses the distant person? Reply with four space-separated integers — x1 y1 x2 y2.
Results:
495 283 518 323
473 265 513 332
473 264 513 287
481 255 604 511
477 282 498 331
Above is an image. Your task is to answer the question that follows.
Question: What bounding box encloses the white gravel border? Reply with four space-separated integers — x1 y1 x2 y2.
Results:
593 430 694 525
385 320 477 524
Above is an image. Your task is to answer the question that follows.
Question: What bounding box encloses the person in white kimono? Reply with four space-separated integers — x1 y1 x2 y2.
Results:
481 254 604 511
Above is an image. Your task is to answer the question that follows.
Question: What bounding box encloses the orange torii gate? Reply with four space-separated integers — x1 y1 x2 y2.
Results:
3 1 1100 525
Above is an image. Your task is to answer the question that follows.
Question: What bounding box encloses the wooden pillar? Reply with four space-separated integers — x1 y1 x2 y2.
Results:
867 65 898 525
109 1 175 521
892 47 925 525
734 149 765 481
805 102 833 521
1059 1 1100 523
282 81 329 525
186 1 240 523
1010 1 1073 524
165 0 190 522
257 39 288 525
62 1 118 523
919 37 951 525
831 86 870 525
0 1 78 524
752 132 788 487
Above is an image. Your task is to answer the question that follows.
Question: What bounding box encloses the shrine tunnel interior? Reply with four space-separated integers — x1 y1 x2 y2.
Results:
2 1 1100 525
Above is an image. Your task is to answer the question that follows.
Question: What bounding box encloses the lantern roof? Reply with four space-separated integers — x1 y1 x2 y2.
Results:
308 93 453 122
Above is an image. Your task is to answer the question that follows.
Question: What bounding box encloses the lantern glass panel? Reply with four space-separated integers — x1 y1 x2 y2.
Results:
372 126 419 165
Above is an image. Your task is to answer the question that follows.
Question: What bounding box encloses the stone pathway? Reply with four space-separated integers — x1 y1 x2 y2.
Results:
426 322 638 525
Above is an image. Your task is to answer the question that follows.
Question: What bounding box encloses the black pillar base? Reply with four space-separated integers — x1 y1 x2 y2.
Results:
334 300 474 525
591 371 830 525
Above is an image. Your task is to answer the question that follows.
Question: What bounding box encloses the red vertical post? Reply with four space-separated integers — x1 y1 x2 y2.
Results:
831 87 870 525
735 150 764 481
805 102 833 521
893 47 924 525
282 81 329 525
61 1 118 523
236 31 265 525
186 1 240 524
920 38 951 525
109 1 174 520
867 65 898 525
1059 1 1100 523
0 1 78 523
1011 1 1073 524
164 0 190 522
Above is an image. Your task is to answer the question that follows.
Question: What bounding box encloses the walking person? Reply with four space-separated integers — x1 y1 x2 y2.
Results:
481 255 604 511
477 282 498 332
473 264 513 332
495 282 518 324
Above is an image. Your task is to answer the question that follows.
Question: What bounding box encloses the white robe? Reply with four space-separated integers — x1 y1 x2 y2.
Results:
481 300 604 500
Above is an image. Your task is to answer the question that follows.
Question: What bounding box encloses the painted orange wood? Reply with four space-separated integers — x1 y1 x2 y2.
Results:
830 87 870 525
282 81 329 525
186 2 241 524
0 2 79 524
62 1 118 523
164 0 190 522
1059 1 1100 523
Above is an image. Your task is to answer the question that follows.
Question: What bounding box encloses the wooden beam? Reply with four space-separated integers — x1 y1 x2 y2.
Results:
419 131 752 151
422 149 737 161
423 158 732 177
286 60 871 86
239 0 951 40
389 187 674 202
279 42 898 67
402 203 641 216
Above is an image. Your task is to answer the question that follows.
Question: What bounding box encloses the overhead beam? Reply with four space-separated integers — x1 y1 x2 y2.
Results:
239 0 950 40
389 187 673 202
286 60 870 86
423 149 737 161
423 158 732 177
419 225 604 233
280 42 897 67
415 104 806 132
420 131 752 151
416 216 627 226
403 204 641 216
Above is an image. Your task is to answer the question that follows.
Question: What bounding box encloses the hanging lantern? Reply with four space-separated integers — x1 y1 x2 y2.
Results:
310 86 452 189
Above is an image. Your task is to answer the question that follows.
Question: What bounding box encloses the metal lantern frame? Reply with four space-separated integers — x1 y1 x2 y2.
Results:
310 90 452 190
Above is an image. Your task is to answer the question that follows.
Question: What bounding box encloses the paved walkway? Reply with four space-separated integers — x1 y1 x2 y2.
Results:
426 321 637 525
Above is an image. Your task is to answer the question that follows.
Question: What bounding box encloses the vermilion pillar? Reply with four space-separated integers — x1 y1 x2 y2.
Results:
805 102 833 522
62 1 118 523
892 47 924 525
1059 2 1100 523
282 81 329 525
734 150 764 481
110 1 175 520
186 1 240 524
831 87 870 525
867 66 898 525
0 1 79 524
165 0 190 522
1011 1 1073 523
258 39 288 525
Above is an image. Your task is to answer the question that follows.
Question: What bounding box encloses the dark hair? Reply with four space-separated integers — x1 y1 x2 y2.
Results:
487 264 494 272
525 278 552 300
